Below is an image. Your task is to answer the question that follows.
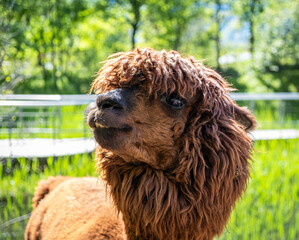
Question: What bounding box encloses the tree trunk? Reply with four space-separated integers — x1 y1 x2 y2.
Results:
129 0 142 50
215 0 221 71
34 31 48 89
173 19 182 50
51 36 58 92
131 23 137 49
249 0 257 63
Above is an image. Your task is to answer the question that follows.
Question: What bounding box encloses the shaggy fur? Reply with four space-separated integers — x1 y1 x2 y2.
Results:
25 48 256 240
25 177 125 240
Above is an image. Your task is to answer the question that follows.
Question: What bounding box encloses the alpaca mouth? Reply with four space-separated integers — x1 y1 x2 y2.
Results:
87 109 132 132
94 121 132 132
93 123 133 150
95 122 108 128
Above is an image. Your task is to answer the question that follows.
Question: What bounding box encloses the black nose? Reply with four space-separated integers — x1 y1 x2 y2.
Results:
96 89 128 111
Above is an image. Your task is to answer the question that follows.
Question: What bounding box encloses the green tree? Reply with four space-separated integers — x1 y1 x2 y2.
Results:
127 0 144 49
256 0 299 91
214 0 232 71
142 0 199 51
1 0 298 94
0 0 31 93
233 0 265 63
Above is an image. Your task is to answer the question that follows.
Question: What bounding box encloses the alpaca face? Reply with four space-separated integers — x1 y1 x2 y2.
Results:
88 87 193 169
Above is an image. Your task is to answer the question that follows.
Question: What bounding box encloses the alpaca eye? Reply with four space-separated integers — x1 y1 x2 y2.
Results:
161 94 186 110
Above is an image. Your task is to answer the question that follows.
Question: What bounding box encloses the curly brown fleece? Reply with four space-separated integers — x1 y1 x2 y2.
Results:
25 48 256 240
92 48 256 239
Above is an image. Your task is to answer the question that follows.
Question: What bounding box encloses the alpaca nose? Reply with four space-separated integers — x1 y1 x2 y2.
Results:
96 89 128 111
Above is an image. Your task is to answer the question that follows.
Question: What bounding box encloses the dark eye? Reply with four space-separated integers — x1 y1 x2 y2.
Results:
161 94 186 110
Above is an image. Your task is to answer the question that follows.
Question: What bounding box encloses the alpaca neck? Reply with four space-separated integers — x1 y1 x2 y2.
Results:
100 155 214 240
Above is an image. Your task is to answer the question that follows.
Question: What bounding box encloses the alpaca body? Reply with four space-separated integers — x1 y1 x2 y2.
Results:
25 48 256 240
25 177 124 240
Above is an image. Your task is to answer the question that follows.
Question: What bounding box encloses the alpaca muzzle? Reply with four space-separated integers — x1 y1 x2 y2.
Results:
87 89 133 129
88 88 134 150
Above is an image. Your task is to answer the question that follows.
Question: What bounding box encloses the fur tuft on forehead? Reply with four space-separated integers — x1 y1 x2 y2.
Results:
90 48 233 99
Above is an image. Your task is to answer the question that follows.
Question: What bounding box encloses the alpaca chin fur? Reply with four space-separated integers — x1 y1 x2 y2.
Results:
25 47 256 240
97 119 252 240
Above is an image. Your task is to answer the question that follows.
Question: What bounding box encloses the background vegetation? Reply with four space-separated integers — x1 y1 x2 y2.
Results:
1 139 298 239
0 1 298 239
1 0 298 94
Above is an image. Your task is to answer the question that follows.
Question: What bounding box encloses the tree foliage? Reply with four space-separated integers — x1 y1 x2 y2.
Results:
0 0 298 94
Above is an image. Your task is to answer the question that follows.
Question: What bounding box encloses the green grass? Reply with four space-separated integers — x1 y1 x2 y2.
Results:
218 139 299 240
0 139 298 239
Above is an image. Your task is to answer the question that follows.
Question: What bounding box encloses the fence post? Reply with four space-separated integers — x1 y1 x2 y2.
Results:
19 106 23 139
52 107 56 140
58 106 62 139
279 100 286 128
8 113 12 148
250 100 255 113
83 104 87 140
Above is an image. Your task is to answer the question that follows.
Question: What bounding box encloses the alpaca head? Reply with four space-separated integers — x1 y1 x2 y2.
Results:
88 48 255 172
87 82 193 170
87 48 256 239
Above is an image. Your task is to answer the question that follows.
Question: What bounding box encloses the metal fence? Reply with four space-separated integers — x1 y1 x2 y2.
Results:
0 95 98 158
0 93 298 158
1 92 299 139
232 93 299 130
0 95 96 140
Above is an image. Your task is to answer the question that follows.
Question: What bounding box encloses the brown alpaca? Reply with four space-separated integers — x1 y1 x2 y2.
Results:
25 48 256 240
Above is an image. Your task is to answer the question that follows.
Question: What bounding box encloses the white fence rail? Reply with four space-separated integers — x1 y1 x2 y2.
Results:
231 92 299 101
0 94 96 106
1 92 299 106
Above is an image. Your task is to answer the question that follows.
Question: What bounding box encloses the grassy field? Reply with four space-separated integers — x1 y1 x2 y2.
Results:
218 139 299 240
0 139 298 240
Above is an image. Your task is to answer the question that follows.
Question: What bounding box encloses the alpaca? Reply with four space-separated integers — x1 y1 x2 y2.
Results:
25 48 256 240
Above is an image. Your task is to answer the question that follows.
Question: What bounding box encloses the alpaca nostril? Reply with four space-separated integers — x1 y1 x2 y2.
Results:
96 88 131 112
99 99 123 111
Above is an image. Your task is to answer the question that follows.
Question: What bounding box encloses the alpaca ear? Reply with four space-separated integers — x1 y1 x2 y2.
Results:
230 105 257 132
